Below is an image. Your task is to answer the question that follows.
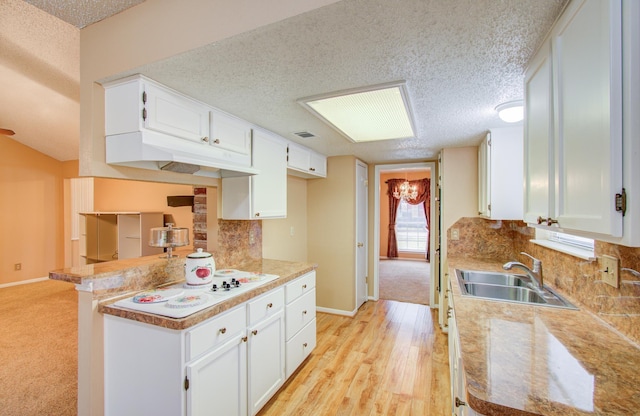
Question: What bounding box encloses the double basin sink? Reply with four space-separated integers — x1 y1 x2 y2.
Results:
455 269 577 309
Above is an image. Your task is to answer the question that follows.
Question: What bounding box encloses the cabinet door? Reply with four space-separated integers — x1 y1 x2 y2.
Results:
285 318 316 379
186 336 248 416
524 40 554 225
287 142 310 171
211 110 252 156
251 130 287 218
477 134 490 218
309 151 327 177
248 310 285 416
144 81 210 144
552 0 623 236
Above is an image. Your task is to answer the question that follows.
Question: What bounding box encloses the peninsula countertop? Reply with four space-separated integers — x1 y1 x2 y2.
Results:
49 252 316 330
448 257 640 416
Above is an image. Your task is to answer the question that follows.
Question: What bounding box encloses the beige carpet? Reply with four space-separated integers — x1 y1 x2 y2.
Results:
0 280 77 415
379 259 430 305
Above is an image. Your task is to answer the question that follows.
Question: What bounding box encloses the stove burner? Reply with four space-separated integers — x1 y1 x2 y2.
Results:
211 278 242 292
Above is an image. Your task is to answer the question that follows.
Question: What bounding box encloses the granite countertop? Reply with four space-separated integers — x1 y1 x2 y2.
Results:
448 257 640 416
50 251 316 331
99 259 315 330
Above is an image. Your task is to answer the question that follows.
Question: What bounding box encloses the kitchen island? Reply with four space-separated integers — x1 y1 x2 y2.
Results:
447 257 640 415
50 251 316 416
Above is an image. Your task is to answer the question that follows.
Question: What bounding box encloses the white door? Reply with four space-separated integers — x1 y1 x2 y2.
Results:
356 161 368 309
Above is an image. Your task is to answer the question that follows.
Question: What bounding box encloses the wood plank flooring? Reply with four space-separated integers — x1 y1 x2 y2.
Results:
258 300 451 416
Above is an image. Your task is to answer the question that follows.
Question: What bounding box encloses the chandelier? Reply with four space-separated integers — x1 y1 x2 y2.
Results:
393 181 418 201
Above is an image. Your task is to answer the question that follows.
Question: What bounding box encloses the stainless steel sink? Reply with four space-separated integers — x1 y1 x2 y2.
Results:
455 269 577 309
463 283 547 304
458 270 531 287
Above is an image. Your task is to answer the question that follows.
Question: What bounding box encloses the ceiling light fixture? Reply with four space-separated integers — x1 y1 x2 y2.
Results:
495 100 524 123
298 81 416 143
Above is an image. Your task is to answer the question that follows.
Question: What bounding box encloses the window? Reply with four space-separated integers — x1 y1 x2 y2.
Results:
395 199 427 252
533 228 595 260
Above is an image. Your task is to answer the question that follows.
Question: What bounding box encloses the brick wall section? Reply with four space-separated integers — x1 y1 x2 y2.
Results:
193 187 207 250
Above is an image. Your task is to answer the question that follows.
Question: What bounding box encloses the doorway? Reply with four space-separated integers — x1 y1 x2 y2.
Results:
373 162 437 306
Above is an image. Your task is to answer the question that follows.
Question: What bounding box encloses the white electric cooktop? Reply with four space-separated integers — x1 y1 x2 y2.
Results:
113 270 279 318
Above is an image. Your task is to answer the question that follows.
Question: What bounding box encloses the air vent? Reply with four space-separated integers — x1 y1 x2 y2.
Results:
294 131 316 139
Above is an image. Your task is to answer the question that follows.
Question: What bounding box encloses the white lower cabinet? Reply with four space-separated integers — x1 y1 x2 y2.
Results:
186 335 247 416
285 272 316 378
105 274 316 416
247 287 286 415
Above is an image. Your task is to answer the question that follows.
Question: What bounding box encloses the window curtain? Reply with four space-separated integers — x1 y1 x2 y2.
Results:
386 179 405 258
386 178 431 261
404 178 430 261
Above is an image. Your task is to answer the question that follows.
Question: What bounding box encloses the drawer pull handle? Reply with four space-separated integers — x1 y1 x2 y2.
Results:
219 327 227 334
213 138 220 144
302 284 307 289
242 336 248 343
303 310 307 315
252 330 258 336
303 342 308 348
201 136 209 143
267 302 273 308
455 397 466 408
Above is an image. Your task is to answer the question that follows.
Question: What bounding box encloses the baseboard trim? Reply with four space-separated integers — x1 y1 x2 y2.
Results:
0 276 49 289
316 306 357 317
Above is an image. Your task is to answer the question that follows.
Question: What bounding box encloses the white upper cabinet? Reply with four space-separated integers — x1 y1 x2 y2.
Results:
222 129 288 219
523 0 639 246
105 75 210 143
210 109 252 157
478 128 523 220
287 142 327 178
144 81 210 143
524 39 554 226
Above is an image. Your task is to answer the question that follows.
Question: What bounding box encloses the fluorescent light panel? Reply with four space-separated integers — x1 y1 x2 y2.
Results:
299 82 416 143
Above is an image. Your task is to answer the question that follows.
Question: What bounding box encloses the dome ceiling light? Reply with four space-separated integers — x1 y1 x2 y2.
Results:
496 100 524 123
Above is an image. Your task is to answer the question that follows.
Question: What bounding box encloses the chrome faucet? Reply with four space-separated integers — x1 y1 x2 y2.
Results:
503 252 543 290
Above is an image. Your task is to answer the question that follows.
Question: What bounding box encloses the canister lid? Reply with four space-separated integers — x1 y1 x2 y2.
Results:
187 248 212 258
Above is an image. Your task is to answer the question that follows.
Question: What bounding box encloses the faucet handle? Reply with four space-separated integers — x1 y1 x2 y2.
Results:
520 252 541 270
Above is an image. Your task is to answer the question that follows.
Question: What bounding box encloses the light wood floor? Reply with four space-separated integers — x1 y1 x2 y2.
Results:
258 300 451 416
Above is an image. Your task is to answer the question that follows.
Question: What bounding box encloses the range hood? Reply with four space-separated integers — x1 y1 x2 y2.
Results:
106 130 259 178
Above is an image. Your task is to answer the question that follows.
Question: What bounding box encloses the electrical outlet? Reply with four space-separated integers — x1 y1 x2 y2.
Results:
14 263 21 271
290 226 295 237
600 255 619 288
248 230 255 245
451 228 460 241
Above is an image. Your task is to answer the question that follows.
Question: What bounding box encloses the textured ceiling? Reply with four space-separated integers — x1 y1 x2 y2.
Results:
103 0 567 163
3 0 568 164
23 0 144 28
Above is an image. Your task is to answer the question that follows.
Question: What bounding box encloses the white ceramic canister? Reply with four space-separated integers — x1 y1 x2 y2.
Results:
185 248 215 286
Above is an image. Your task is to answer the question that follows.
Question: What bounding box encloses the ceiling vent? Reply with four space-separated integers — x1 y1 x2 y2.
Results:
294 131 317 139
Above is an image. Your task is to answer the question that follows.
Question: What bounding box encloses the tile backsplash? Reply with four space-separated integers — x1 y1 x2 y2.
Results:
448 217 640 346
192 187 262 269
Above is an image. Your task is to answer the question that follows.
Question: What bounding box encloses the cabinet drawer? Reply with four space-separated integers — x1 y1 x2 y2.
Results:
285 318 316 379
248 287 284 326
285 289 316 340
186 305 246 362
285 271 316 304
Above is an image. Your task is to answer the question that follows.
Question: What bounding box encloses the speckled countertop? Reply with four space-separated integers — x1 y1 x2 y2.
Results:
50 252 316 331
448 257 640 416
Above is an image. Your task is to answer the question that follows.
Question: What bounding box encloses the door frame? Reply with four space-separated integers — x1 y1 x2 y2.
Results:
373 162 437 307
356 159 368 309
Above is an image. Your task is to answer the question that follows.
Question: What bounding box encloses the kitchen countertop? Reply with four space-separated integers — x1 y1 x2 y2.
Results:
50 252 316 330
448 257 640 416
100 259 315 330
